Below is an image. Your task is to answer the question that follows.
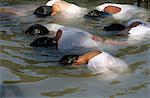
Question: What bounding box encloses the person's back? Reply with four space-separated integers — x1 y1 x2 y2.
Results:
26 24 101 50
56 26 100 50
46 0 86 17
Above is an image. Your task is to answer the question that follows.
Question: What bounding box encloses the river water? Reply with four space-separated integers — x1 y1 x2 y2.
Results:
0 0 150 98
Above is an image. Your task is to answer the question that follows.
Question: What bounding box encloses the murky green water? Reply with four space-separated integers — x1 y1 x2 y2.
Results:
0 0 150 98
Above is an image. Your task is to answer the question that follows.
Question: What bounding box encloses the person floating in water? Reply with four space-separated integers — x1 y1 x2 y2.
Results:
34 0 86 17
59 50 128 74
84 3 145 20
25 24 130 50
25 24 102 50
0 7 26 16
103 19 150 44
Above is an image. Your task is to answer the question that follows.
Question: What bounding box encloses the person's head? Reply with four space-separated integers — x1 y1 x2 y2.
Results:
84 10 112 19
34 5 52 17
25 24 49 36
103 23 126 31
30 37 57 48
59 55 79 65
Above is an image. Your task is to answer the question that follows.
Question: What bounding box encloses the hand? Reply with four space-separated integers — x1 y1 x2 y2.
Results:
92 35 105 42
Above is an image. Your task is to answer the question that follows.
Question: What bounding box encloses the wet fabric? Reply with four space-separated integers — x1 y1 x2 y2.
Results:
58 27 100 50
46 0 60 6
61 4 87 18
88 51 128 74
96 3 140 20
44 24 101 50
127 24 150 44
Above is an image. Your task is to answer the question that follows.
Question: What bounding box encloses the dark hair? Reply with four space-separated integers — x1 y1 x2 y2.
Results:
30 37 57 47
103 23 126 31
59 55 79 65
25 24 49 36
34 5 52 17
84 10 111 19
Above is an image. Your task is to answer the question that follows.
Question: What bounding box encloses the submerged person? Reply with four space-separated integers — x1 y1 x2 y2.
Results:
25 23 101 50
25 24 130 50
84 3 145 20
59 50 128 74
0 7 26 16
104 19 150 32
0 3 40 17
34 0 86 17
102 19 150 44
25 24 132 50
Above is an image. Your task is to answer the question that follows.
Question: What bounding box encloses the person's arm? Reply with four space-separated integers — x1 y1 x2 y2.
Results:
0 7 26 16
73 50 101 65
92 35 130 46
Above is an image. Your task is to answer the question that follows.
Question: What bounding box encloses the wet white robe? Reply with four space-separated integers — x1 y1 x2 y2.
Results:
96 3 141 20
46 0 86 18
127 24 150 44
62 4 87 17
45 24 101 50
88 51 128 74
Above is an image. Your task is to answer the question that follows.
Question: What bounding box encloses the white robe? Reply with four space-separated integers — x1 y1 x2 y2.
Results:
58 27 101 50
45 24 101 50
96 3 141 20
88 51 128 74
127 24 150 44
61 4 87 18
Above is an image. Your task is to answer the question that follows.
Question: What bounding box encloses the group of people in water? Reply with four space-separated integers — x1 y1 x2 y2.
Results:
1 0 150 74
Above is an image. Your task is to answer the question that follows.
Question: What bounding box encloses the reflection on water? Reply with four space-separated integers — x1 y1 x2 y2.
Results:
0 0 150 98
41 87 84 97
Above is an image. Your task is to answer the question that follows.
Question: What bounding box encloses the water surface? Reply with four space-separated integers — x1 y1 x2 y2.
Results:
0 0 150 98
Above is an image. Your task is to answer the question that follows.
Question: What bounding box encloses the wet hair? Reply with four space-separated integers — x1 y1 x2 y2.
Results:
30 37 57 47
103 23 126 31
34 5 52 17
59 55 79 65
84 10 111 19
25 24 49 36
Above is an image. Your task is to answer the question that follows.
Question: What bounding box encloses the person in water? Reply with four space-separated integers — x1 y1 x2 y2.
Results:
59 50 128 74
25 23 102 50
0 7 26 16
34 0 86 17
100 19 150 44
25 24 130 50
85 3 143 20
103 19 150 36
